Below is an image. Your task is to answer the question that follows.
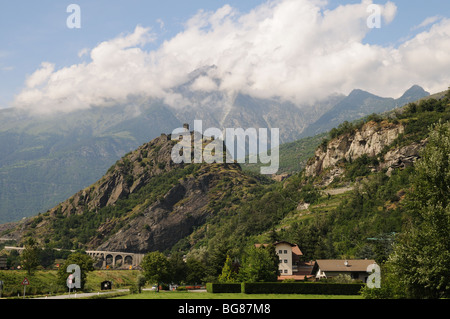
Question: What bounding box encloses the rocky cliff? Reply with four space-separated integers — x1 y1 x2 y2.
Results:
304 120 425 184
93 163 246 253
49 133 180 218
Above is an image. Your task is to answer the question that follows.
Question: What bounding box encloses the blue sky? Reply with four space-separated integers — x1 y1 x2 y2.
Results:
1 0 449 110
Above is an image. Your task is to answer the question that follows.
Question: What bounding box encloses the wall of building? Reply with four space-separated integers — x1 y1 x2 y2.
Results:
276 243 293 276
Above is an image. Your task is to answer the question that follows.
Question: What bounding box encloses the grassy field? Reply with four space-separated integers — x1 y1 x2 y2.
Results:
113 290 363 299
0 269 142 297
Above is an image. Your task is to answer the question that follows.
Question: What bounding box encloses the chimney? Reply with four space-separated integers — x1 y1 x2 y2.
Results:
344 260 349 267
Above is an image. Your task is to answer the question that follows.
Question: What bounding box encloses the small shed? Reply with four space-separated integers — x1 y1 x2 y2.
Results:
101 281 112 290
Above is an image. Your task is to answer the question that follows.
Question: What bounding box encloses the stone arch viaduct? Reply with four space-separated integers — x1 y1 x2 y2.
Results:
4 246 145 270
86 250 145 269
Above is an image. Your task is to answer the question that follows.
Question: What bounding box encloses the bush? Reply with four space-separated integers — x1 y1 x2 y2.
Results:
345 154 379 180
129 284 139 294
206 283 242 293
241 282 364 295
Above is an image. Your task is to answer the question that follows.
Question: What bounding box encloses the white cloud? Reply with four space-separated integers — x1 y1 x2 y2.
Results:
382 1 397 25
78 48 90 58
13 0 450 114
190 76 218 92
25 62 55 88
412 15 442 31
156 19 165 30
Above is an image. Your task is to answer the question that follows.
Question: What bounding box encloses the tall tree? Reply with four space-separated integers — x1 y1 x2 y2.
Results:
239 245 279 282
21 238 40 275
141 251 171 292
168 252 187 285
387 121 450 298
186 256 207 285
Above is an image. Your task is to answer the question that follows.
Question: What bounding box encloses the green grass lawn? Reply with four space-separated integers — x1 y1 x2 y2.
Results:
113 290 363 299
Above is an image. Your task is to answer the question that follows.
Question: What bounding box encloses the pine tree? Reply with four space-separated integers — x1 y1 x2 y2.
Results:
218 255 237 283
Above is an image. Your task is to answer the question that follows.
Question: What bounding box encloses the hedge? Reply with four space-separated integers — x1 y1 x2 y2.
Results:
206 283 242 293
241 282 365 295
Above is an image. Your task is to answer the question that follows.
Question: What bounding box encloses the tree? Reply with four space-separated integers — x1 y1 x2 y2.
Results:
218 255 238 283
57 252 94 291
136 275 147 294
21 238 40 275
239 245 279 282
168 252 187 284
186 256 206 285
386 121 450 298
39 248 56 269
204 241 230 282
141 251 171 292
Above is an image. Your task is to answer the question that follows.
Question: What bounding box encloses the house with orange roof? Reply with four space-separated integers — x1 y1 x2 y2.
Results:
255 241 313 281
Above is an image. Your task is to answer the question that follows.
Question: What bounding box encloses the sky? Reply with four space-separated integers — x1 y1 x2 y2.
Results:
1 0 449 113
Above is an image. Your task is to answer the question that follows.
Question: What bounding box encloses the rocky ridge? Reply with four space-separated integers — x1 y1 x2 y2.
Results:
304 120 425 184
3 131 257 254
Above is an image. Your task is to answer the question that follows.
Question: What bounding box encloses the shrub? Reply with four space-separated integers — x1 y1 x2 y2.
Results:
241 282 364 295
206 283 242 293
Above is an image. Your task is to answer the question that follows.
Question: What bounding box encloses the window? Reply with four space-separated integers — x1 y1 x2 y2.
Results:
284 259 288 263
278 250 282 254
284 270 288 274
284 250 288 254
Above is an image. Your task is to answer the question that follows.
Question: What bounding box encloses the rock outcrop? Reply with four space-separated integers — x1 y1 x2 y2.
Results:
381 140 427 175
93 164 241 253
305 120 404 177
304 119 428 186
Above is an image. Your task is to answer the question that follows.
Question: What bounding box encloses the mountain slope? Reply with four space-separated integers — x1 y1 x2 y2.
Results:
300 85 430 138
0 103 182 224
2 132 268 253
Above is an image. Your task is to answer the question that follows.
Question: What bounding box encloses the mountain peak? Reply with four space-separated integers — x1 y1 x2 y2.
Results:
346 89 380 102
398 85 430 104
348 88 371 97
401 85 429 97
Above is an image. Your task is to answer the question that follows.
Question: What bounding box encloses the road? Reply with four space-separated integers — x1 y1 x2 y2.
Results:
33 289 128 299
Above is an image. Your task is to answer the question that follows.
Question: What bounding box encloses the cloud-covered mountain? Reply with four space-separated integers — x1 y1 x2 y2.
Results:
301 85 430 137
11 0 450 115
0 82 430 224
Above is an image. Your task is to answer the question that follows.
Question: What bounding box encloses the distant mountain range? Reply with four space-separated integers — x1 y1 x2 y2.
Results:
300 85 430 138
0 84 429 223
